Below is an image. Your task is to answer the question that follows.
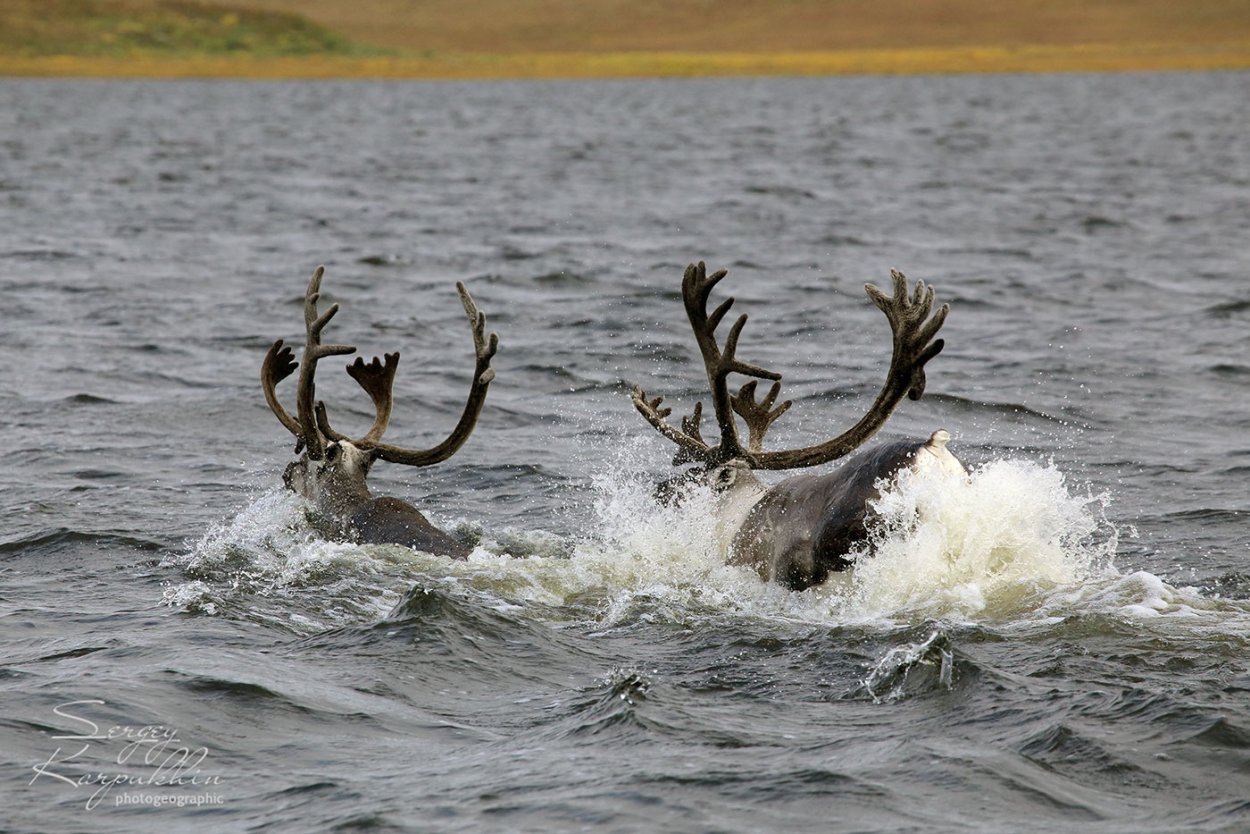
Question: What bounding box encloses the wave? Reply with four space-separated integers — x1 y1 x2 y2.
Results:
1205 299 1250 320
2 527 166 557
356 253 412 267
0 248 81 261
922 392 1064 423
63 392 119 405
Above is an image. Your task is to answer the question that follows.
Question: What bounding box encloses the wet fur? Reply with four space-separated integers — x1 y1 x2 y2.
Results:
728 440 934 591
349 497 470 559
285 440 469 558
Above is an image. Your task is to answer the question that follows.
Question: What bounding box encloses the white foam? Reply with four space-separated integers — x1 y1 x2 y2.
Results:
162 489 404 630
169 458 1245 633
840 458 1119 622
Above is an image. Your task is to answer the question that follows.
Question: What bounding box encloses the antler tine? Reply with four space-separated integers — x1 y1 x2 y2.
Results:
630 386 717 464
312 349 402 446
732 380 793 454
753 269 949 471
680 400 705 442
294 266 357 460
365 282 498 467
342 352 400 443
680 261 781 459
261 338 301 438
672 400 714 465
314 400 346 444
865 269 948 400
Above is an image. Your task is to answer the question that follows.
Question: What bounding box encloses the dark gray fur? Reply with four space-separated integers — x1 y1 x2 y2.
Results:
350 497 471 559
729 439 922 591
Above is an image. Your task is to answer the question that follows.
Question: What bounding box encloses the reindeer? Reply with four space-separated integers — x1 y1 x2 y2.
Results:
631 262 964 590
261 266 498 558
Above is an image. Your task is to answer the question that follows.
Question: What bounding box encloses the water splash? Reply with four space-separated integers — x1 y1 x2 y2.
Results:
577 456 1127 626
165 457 1240 634
840 458 1120 622
860 629 956 703
161 489 411 631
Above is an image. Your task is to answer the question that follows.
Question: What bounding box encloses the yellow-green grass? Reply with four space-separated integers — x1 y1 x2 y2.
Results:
0 0 360 58
4 43 1250 80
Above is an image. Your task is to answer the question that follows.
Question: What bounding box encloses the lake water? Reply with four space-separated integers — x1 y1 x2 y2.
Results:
2 71 1248 832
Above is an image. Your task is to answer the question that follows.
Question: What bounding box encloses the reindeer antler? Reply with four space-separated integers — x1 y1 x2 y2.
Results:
631 387 718 463
631 263 949 472
261 266 358 459
263 270 498 467
751 269 948 470
683 262 782 456
731 380 792 454
349 282 498 467
631 262 782 465
346 352 400 443
261 338 301 438
310 349 402 447
295 267 358 460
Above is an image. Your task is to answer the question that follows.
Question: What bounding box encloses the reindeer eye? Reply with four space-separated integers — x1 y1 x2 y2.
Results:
325 443 341 462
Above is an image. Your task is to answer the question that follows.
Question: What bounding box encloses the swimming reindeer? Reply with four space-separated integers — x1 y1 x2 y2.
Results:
632 262 965 590
261 266 498 558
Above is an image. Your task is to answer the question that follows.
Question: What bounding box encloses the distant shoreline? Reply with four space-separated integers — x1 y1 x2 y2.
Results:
5 42 1250 80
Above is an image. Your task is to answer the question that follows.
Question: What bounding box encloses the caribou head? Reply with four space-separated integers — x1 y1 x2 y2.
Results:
632 262 964 590
261 266 498 558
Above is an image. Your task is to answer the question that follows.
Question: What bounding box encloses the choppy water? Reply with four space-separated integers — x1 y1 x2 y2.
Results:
2 72 1248 833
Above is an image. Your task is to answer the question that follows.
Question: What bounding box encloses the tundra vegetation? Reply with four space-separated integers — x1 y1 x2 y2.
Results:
2 0 1248 77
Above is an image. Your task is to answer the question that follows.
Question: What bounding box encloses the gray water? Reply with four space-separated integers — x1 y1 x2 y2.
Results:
2 72 1248 833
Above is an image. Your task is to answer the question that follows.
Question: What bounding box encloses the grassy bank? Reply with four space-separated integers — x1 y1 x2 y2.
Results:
2 0 1249 78
0 0 359 58
3 43 1250 80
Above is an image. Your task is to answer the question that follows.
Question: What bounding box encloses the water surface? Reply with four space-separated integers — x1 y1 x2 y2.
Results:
2 72 1248 832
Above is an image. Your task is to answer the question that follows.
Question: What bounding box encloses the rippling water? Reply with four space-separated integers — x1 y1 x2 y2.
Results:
3 72 1249 832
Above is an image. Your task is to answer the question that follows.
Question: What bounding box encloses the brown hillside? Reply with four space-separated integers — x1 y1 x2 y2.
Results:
238 0 1250 52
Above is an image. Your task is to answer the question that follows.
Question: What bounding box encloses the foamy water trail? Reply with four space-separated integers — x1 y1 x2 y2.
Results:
168 457 1246 632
